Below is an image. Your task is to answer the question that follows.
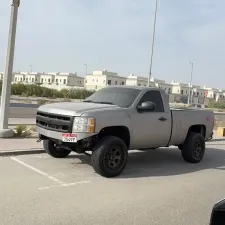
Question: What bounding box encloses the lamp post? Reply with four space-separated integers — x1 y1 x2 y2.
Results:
188 62 194 105
0 0 20 137
148 0 158 87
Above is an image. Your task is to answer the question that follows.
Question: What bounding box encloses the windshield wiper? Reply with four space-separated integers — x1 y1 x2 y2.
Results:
83 100 93 102
92 101 114 105
83 100 114 105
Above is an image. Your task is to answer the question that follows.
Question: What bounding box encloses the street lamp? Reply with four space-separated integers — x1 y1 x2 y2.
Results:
84 64 87 76
148 0 158 87
188 62 194 105
0 0 20 137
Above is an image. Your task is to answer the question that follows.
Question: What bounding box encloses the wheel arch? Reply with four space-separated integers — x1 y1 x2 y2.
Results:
98 126 130 148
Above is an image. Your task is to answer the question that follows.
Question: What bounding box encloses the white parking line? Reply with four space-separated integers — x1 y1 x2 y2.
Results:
11 156 65 185
39 181 90 191
10 156 90 190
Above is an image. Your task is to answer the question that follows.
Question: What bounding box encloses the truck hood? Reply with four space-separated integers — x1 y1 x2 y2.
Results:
37 102 119 116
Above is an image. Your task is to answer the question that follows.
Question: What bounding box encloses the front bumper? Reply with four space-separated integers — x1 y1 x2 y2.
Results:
37 126 97 142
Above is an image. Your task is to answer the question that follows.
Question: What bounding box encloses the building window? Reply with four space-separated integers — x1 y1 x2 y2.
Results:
177 90 180 93
63 79 66 84
85 79 87 83
115 81 117 85
35 78 37 81
197 92 199 96
26 78 28 81
21 78 23 81
15 77 17 81
96 79 98 82
60 79 62 83
41 78 43 83
56 79 58 83
168 88 171 94
181 90 184 95
122 82 124 85
32 78 34 82
108 80 111 85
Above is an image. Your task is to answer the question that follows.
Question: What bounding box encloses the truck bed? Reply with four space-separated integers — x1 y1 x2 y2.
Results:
169 108 214 146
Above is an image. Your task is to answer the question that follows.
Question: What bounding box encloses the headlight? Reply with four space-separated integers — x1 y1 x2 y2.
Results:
72 117 95 133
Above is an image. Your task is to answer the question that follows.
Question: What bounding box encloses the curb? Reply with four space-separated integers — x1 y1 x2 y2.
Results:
0 148 45 157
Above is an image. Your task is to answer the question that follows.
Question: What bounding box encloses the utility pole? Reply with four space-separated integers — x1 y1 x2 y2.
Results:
0 0 20 137
188 62 194 105
148 0 158 87
84 64 87 76
28 64 32 83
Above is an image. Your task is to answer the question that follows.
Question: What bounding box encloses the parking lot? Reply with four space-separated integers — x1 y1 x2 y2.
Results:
1 140 225 225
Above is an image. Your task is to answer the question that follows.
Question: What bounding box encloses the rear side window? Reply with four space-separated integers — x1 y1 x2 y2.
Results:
138 90 164 112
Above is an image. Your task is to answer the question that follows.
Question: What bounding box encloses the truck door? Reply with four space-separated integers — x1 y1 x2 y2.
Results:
131 90 171 149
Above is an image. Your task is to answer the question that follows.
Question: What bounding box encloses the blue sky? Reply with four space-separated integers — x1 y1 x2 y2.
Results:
0 0 225 88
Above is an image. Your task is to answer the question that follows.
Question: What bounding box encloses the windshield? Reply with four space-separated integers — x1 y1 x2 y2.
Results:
84 87 141 108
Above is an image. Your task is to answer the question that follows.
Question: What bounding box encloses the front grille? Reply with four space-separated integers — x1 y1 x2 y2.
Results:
36 111 73 133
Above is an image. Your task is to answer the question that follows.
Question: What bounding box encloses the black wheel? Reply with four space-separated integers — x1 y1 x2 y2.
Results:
43 140 71 158
91 136 128 178
178 144 183 151
181 132 205 163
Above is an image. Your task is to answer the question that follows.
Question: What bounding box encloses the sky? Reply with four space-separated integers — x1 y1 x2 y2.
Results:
0 0 225 88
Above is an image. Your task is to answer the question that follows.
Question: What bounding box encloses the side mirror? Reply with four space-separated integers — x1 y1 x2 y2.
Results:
137 101 156 112
210 198 225 225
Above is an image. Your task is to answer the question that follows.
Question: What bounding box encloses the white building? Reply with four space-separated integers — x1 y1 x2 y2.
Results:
153 79 173 95
126 74 151 86
202 86 225 102
171 81 190 96
41 72 84 90
10 71 84 90
85 70 126 91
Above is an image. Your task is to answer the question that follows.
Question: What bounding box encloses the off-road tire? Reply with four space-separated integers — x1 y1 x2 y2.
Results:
43 140 71 158
91 136 128 178
181 132 205 163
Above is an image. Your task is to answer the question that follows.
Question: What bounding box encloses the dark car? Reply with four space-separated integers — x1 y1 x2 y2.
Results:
210 198 225 225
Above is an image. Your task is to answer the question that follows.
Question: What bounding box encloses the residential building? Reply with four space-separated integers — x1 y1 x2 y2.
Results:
154 80 173 95
12 72 41 84
171 81 190 96
203 86 225 102
85 70 126 90
126 74 154 87
41 72 84 90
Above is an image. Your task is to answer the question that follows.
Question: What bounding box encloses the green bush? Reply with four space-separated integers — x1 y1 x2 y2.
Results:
0 81 95 99
208 101 225 109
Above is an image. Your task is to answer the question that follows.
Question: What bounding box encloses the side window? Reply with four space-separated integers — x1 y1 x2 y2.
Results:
138 90 164 112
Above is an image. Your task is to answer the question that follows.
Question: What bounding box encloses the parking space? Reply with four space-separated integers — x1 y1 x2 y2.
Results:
1 141 225 225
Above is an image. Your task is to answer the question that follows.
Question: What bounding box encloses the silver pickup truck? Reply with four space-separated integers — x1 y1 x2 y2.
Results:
36 86 214 177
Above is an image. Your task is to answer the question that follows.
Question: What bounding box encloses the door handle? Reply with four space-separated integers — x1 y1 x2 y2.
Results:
158 117 167 121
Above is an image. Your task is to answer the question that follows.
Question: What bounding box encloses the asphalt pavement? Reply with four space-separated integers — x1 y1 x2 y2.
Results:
1 139 225 225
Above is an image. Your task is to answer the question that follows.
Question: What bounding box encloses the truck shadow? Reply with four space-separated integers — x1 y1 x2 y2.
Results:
68 146 225 179
120 147 225 179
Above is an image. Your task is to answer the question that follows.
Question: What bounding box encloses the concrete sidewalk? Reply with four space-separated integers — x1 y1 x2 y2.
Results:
9 118 36 125
0 138 44 156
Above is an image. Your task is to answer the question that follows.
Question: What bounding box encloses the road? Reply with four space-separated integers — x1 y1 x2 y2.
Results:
9 107 37 118
1 139 225 225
